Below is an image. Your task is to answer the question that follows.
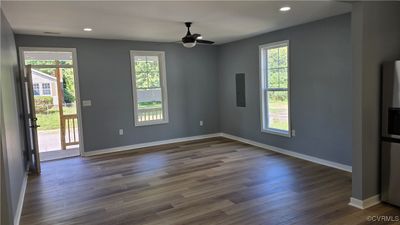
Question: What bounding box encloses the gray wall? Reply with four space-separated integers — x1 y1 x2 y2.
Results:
1 10 27 225
1 146 11 225
15 35 220 152
351 2 400 200
15 14 352 164
217 14 352 166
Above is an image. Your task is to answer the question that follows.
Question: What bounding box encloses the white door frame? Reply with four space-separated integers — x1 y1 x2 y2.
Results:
18 47 85 155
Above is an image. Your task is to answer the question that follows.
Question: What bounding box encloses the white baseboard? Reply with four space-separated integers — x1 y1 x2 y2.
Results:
14 173 28 225
349 195 381 209
82 133 221 157
82 132 352 173
220 133 352 173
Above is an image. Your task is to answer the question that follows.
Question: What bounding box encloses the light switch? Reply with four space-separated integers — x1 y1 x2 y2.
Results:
82 100 92 107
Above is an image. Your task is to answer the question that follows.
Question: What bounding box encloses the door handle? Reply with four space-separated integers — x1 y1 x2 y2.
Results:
30 117 39 128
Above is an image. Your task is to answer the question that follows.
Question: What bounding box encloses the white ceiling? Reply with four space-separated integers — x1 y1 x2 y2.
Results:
2 1 351 44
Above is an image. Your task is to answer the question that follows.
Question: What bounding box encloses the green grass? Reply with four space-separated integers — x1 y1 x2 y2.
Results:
37 113 60 130
36 106 76 131
268 100 289 131
138 101 162 109
269 120 289 131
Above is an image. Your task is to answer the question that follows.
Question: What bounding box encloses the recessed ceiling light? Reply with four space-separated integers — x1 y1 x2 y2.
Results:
83 28 92 32
279 6 291 12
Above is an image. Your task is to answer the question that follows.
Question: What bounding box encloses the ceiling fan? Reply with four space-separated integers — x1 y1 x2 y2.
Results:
180 22 214 48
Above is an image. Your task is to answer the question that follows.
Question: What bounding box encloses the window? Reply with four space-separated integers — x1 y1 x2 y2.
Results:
259 40 291 137
42 83 51 95
130 51 168 126
33 83 40 96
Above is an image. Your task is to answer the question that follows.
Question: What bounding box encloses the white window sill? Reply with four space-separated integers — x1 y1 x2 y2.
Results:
135 120 169 127
261 128 291 138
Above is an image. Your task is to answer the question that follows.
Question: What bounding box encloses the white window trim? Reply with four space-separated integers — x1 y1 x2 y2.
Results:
259 40 291 137
130 50 169 127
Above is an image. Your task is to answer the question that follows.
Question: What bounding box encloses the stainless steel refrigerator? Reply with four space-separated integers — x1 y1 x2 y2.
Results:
381 60 400 207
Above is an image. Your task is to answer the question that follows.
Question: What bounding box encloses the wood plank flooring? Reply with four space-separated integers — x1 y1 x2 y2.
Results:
21 137 400 225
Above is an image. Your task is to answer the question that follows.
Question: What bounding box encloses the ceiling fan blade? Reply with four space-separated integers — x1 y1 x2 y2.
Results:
197 39 214 44
192 33 202 39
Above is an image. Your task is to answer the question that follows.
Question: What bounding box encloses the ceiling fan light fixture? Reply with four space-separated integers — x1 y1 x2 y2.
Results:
183 41 196 48
179 22 213 48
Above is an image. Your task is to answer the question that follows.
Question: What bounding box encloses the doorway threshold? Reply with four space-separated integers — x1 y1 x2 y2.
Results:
40 148 80 162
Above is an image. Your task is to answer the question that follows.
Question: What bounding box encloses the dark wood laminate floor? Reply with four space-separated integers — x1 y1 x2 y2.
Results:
21 137 400 225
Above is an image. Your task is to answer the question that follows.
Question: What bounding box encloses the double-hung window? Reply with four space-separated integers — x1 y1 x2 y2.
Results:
259 40 291 137
130 51 168 126
33 83 40 96
42 83 51 95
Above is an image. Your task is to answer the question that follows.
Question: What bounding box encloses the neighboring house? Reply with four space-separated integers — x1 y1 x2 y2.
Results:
32 69 58 105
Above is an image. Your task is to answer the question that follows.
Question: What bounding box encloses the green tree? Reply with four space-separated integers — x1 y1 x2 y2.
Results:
63 71 75 103
267 46 288 102
134 57 160 89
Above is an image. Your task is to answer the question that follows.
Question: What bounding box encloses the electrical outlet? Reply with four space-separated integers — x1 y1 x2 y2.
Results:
199 121 203 126
119 129 124 135
82 100 92 107
291 129 296 137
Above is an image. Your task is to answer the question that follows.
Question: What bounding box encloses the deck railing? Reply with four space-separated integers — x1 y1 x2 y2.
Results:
62 114 79 148
138 108 163 122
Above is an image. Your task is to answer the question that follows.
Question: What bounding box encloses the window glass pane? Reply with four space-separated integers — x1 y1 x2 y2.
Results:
133 54 165 124
268 68 288 89
31 68 57 100
147 56 159 68
267 68 280 88
136 73 148 89
267 91 289 131
137 88 163 122
278 68 288 89
134 56 160 89
61 68 77 112
24 51 73 65
148 71 161 88
33 68 57 77
278 47 288 67
267 48 279 69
